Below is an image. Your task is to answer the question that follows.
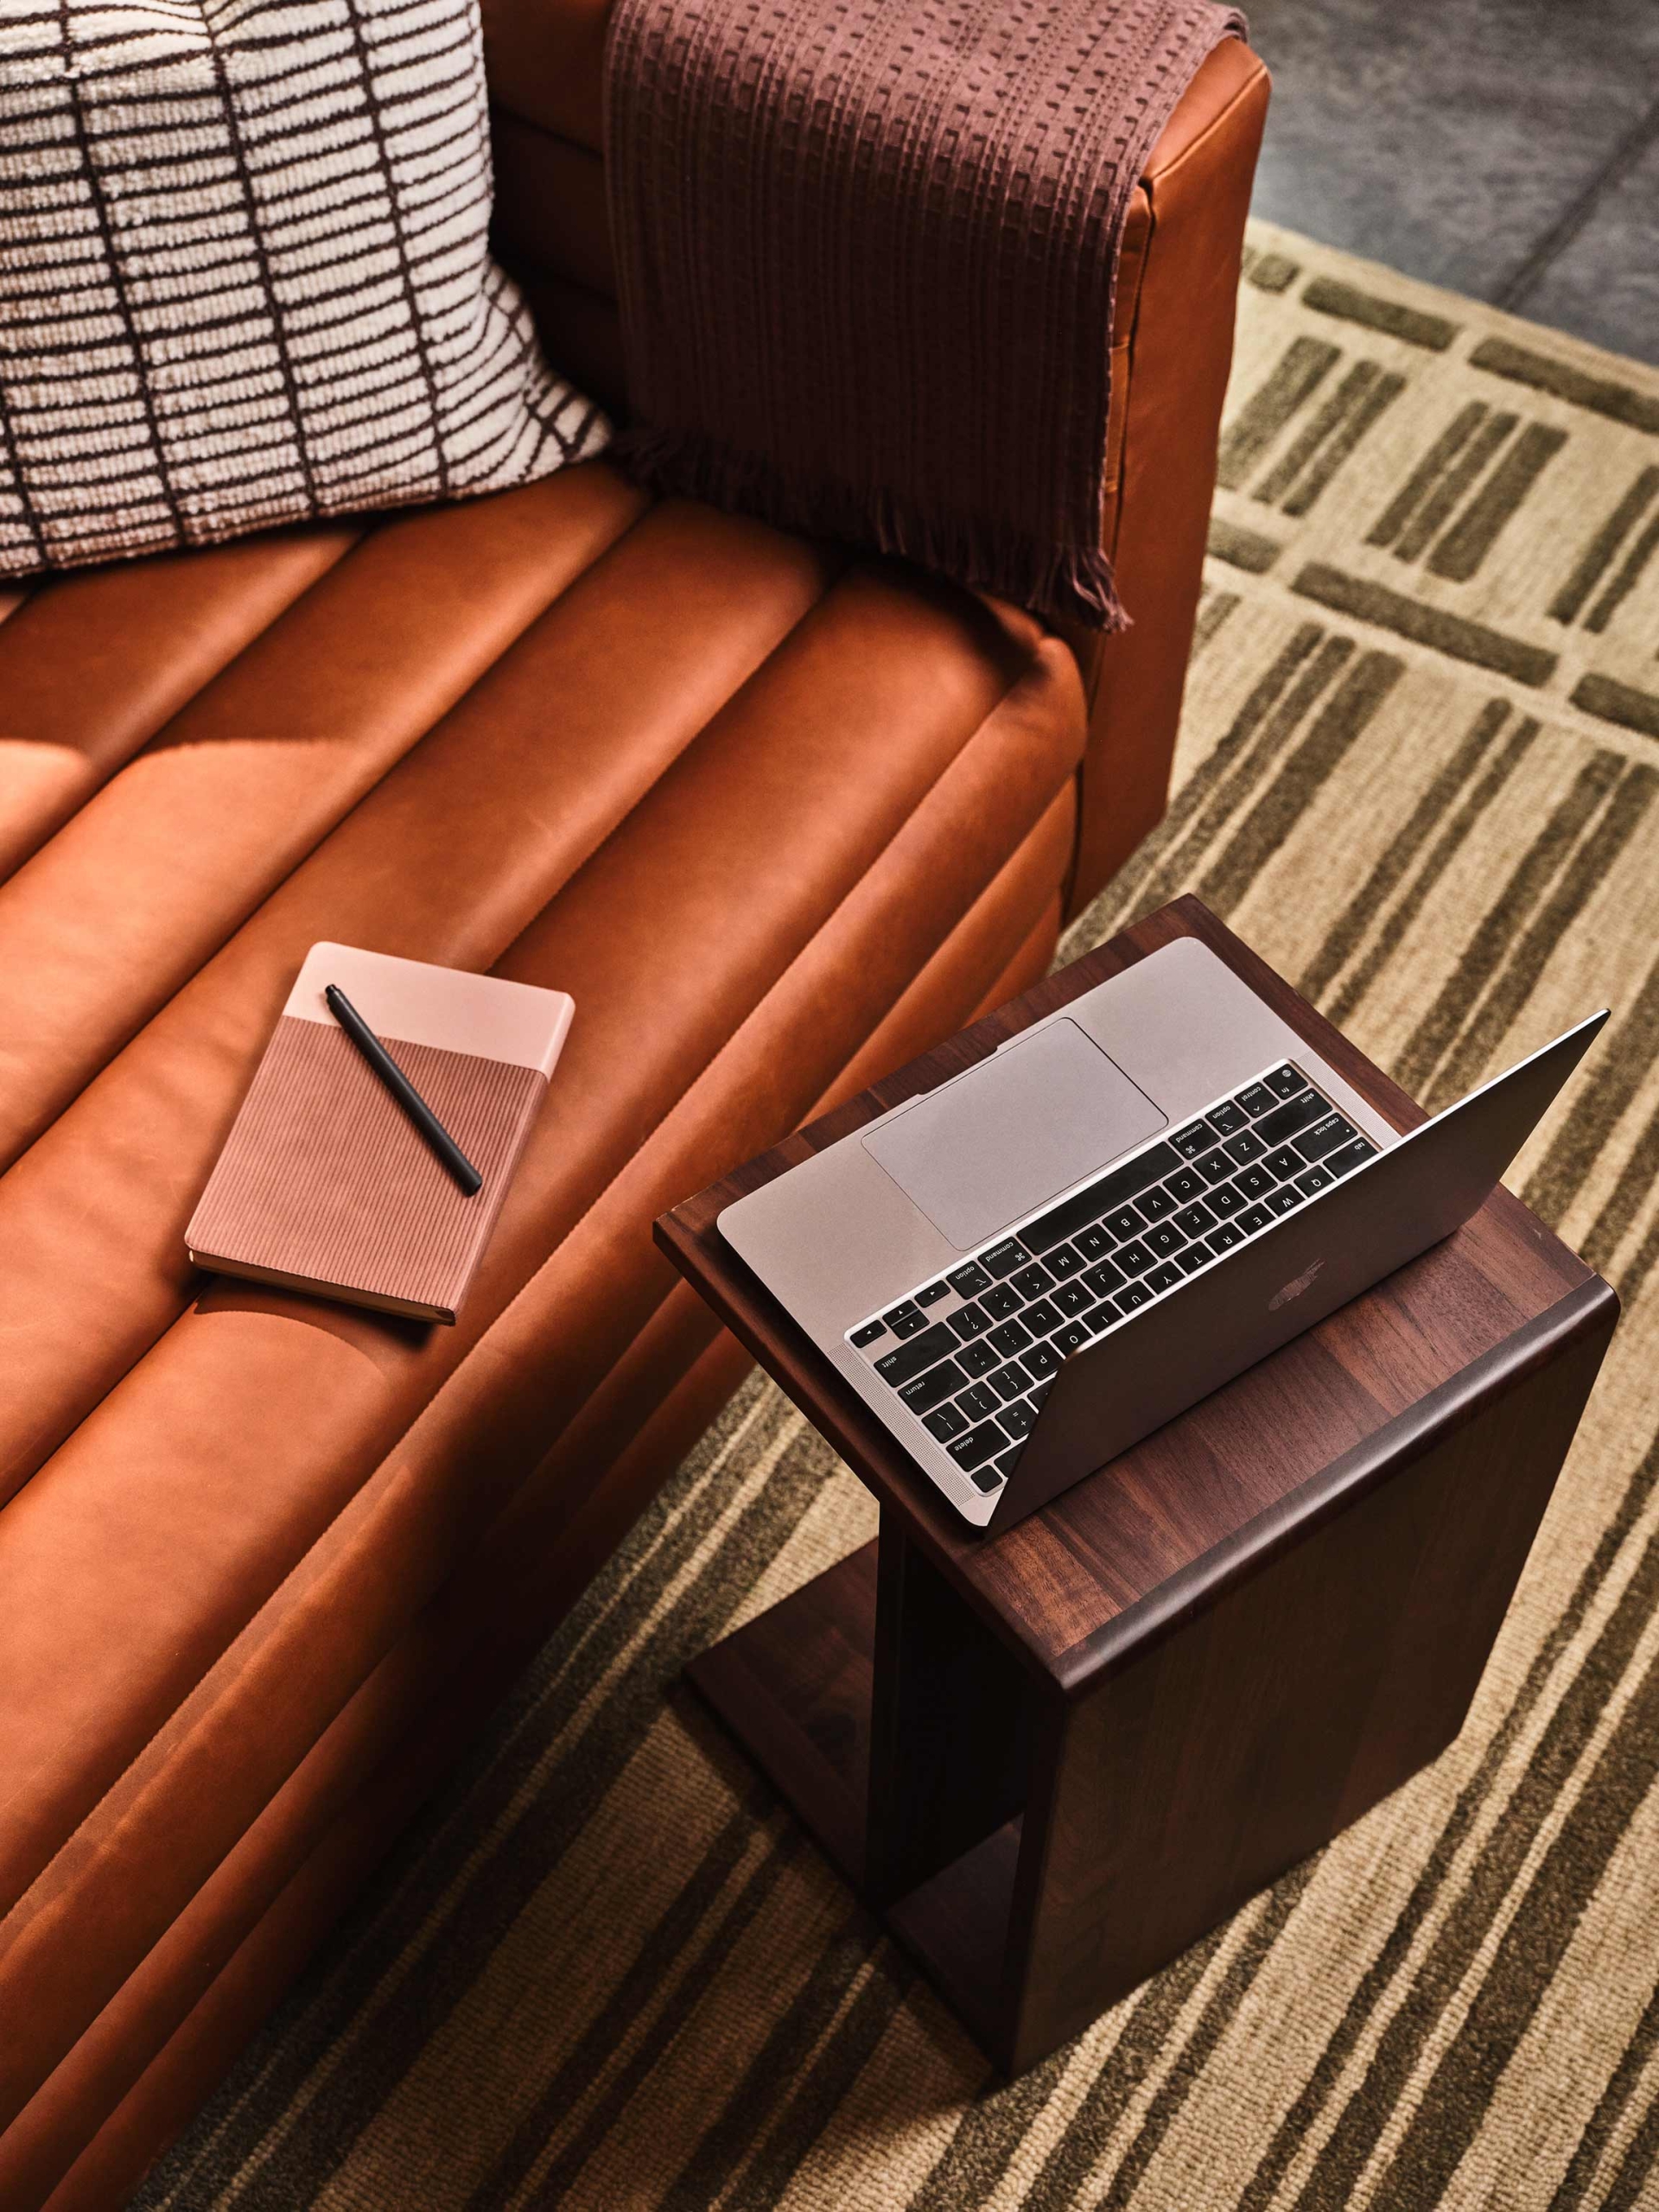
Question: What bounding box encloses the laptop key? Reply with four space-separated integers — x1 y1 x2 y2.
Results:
948 1300 993 1341
1165 1166 1205 1205
1265 1185 1304 1217
1019 1140 1181 1254
1207 1183 1245 1217
947 1420 1007 1472
1205 1224 1243 1255
1137 1185 1177 1221
972 1462 1007 1492
988 1318 1033 1357
956 1382 1001 1423
1116 1281 1152 1312
1174 1201 1216 1237
958 1338 1001 1376
1052 1320 1091 1356
1256 1090 1327 1146
1021 1297 1064 1336
1326 1136 1379 1177
923 1402 969 1442
1022 1340 1061 1377
1235 1081 1278 1118
1264 1064 1305 1100
1028 1373 1057 1405
980 1281 1022 1320
1000 1398 1038 1439
874 1323 957 1385
1224 1128 1268 1166
1175 1245 1209 1275
1082 1258 1126 1297
1087 1297 1121 1328
987 1360 1030 1403
1074 1223 1114 1261
946 1415 1013 1468
1102 1205 1144 1242
1045 1243 1085 1279
1294 1163 1334 1197
946 1260 993 1298
1207 1098 1248 1136
1292 1112 1359 1164
916 1279 952 1306
1144 1221 1185 1258
899 1357 968 1413
1236 1203 1273 1235
1171 1117 1218 1159
1262 1146 1303 1181
1011 1262 1056 1300
1116 1239 1156 1275
884 1302 929 1338
994 1446 1022 1478
1145 1262 1183 1294
1235 1164 1273 1199
982 1237 1031 1278
1194 1148 1234 1186
1053 1279 1096 1316
850 1318 887 1348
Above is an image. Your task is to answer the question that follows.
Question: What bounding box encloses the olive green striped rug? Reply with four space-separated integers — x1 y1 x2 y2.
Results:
141 221 1659 2212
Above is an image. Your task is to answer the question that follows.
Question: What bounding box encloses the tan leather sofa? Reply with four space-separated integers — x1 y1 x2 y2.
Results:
0 11 1266 2207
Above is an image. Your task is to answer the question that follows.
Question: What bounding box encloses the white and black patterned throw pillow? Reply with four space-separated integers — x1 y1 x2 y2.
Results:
0 0 610 578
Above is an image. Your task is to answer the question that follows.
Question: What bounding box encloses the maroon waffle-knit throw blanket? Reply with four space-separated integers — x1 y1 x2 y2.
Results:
603 0 1245 631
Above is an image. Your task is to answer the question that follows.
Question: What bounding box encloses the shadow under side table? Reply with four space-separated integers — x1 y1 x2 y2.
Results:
654 896 1618 2072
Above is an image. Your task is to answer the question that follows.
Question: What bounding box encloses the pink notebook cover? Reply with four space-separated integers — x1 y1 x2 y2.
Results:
187 944 574 1324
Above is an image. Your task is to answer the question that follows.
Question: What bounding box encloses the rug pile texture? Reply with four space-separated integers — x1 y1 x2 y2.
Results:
141 221 1659 2212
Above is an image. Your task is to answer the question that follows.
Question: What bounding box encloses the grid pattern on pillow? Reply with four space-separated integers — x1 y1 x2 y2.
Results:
0 0 610 578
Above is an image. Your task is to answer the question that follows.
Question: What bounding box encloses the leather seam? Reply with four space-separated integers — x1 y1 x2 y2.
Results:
489 101 602 162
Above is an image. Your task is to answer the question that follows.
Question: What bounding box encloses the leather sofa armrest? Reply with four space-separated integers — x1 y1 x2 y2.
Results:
1063 41 1269 918
485 12 1268 920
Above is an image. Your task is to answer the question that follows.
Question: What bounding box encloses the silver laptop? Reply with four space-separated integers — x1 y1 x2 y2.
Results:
719 938 1606 1531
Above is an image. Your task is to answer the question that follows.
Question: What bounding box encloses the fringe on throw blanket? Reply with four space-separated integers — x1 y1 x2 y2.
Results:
612 425 1131 631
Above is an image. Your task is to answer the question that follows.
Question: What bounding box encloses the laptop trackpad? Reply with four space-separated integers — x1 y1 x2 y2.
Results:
863 1018 1166 1250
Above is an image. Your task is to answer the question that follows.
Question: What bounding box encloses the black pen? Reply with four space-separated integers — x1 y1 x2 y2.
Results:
324 983 483 1198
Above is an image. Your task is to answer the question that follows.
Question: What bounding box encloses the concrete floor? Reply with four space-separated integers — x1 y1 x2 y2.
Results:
1244 0 1659 365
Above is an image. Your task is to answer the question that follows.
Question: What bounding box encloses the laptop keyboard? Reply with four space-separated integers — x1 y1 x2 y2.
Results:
847 1061 1378 1499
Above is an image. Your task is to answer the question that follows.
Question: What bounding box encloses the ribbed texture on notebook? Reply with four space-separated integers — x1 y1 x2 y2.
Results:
188 1017 547 1322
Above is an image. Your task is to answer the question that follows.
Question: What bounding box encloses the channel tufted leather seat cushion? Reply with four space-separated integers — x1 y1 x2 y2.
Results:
0 464 1087 2210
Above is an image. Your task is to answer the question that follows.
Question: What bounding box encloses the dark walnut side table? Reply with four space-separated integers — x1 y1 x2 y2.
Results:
655 897 1618 2073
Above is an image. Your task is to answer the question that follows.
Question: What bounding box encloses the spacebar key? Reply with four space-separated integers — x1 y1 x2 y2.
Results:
1021 1140 1182 1254
874 1322 959 1387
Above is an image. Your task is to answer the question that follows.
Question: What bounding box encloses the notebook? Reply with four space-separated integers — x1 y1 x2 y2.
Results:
187 944 574 1324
